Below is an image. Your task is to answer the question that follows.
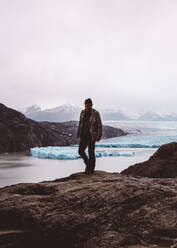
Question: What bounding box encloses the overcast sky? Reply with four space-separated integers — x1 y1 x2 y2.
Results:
1 0 177 114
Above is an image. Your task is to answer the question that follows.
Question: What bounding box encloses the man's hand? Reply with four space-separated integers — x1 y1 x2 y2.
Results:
96 136 101 142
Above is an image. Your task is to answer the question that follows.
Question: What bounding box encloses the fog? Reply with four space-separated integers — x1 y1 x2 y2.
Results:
1 0 177 115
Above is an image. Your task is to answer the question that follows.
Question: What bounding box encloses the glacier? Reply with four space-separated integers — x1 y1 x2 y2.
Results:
30 146 135 160
96 132 177 149
95 143 160 148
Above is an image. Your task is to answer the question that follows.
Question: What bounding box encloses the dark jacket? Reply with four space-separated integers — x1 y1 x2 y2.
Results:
77 108 102 142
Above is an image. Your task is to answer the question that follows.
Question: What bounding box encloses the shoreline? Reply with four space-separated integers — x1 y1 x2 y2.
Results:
0 147 155 189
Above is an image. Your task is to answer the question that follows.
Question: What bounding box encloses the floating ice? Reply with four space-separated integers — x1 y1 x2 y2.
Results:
30 146 135 160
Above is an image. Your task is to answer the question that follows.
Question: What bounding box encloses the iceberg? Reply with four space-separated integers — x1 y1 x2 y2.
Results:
30 146 135 160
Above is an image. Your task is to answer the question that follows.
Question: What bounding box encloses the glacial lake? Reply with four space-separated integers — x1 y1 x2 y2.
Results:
1 120 177 188
0 148 155 188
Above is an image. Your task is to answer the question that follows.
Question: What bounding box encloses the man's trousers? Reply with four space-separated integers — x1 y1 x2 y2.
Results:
78 136 96 173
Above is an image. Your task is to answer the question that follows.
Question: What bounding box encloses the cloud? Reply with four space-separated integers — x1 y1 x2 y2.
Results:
0 0 177 113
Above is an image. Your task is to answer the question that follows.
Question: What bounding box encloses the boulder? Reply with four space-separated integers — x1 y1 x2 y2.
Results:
121 142 177 178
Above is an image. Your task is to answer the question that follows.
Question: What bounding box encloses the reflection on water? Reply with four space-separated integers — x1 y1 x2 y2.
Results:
0 162 33 169
0 152 84 188
0 148 155 189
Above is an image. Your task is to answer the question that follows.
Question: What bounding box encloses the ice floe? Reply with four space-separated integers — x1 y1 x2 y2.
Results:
30 146 135 160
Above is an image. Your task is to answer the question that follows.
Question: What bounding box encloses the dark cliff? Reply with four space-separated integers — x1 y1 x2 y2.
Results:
0 103 65 153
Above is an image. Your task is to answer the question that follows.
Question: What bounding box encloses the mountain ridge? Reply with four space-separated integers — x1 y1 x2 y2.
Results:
21 104 177 122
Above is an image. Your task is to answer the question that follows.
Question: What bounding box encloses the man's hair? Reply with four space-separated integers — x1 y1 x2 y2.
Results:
84 98 93 106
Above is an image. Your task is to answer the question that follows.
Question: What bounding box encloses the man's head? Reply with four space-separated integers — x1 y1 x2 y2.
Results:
84 98 93 111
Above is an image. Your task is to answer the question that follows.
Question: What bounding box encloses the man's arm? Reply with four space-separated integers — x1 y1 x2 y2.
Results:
96 111 102 141
76 111 82 139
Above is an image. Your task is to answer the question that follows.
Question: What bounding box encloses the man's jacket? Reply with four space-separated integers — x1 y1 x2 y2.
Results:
77 108 102 142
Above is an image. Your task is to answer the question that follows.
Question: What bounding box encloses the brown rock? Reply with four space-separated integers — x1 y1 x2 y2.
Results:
121 142 177 178
0 171 177 247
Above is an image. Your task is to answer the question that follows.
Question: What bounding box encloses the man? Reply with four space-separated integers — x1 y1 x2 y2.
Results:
77 98 102 174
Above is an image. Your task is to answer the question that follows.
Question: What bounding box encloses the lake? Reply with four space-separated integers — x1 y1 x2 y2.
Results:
1 120 177 188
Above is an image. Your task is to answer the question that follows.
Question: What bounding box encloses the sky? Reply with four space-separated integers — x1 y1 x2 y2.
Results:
1 0 177 115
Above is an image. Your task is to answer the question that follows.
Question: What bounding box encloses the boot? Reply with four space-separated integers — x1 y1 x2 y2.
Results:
84 159 91 174
85 159 95 174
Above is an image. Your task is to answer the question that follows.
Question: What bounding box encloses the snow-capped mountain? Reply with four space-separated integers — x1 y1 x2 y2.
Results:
137 111 164 121
162 112 177 121
137 111 177 121
22 104 82 122
100 109 132 121
23 104 41 115
22 104 133 122
22 105 177 122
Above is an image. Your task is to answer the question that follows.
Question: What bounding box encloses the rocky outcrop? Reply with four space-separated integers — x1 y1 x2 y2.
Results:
0 103 127 153
0 103 66 153
121 142 177 178
41 121 127 145
1 171 177 248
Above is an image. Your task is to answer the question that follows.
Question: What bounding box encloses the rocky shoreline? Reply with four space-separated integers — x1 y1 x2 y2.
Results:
0 142 177 247
0 103 127 154
121 142 177 178
0 168 177 248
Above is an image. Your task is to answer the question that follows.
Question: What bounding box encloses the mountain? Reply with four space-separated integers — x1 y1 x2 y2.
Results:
22 104 177 122
162 112 177 121
137 111 164 121
22 105 132 122
22 104 42 116
100 108 132 121
22 104 81 122
0 103 127 153
137 111 177 121
0 103 66 153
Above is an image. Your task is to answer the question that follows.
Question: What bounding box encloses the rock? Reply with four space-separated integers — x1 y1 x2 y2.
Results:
102 124 127 139
0 103 66 153
0 171 177 247
121 142 177 178
41 121 127 146
0 103 127 154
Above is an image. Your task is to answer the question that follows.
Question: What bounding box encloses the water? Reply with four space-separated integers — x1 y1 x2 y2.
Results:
0 148 153 188
1 120 177 188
